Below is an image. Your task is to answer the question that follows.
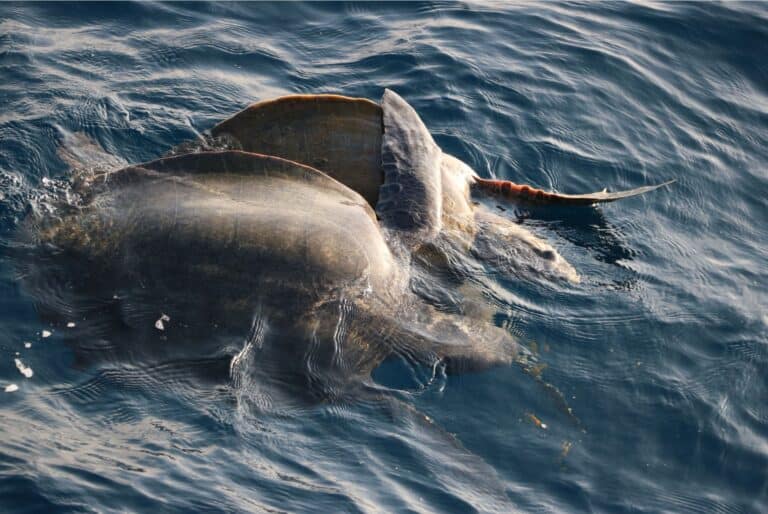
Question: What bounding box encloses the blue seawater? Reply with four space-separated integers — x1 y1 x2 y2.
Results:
1 2 767 512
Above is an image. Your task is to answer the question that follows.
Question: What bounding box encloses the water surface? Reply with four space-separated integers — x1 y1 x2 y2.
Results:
1 2 767 512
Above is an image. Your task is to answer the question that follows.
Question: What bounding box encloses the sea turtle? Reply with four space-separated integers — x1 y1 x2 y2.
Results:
19 90 671 401
210 89 673 284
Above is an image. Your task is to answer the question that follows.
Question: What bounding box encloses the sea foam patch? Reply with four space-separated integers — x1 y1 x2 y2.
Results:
14 358 33 378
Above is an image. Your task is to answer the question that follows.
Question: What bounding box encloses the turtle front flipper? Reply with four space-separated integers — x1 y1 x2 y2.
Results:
473 177 675 205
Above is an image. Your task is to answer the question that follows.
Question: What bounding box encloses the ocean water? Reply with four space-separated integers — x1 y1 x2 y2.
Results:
1 2 767 512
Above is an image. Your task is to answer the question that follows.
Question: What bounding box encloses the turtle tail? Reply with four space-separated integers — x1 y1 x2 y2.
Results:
472 176 675 205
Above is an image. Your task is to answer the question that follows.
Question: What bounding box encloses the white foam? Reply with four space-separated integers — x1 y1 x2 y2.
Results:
24 342 31 349
155 314 170 331
14 358 33 378
4 384 19 393
66 322 76 328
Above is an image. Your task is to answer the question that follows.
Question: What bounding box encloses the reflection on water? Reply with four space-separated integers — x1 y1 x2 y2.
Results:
1 2 768 512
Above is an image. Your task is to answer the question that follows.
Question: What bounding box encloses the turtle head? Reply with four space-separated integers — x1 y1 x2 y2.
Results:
471 210 581 284
369 301 518 376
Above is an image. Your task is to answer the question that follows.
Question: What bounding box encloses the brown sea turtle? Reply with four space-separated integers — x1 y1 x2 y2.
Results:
210 89 672 283
19 90 672 400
